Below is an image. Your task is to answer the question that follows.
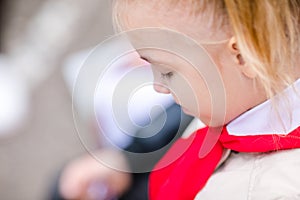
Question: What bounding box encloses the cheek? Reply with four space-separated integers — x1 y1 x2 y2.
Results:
169 75 211 116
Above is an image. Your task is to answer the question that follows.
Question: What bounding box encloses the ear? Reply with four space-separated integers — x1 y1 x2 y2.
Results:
228 37 257 79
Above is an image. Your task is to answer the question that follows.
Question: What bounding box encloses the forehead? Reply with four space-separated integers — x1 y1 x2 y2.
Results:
114 0 227 43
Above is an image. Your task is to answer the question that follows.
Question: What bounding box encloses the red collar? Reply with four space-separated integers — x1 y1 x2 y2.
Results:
150 125 300 200
150 79 300 200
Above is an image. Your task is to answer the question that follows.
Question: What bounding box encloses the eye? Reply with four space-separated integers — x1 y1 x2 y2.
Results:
161 72 174 79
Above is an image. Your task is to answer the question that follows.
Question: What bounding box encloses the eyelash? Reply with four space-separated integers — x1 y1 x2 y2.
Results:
161 72 173 79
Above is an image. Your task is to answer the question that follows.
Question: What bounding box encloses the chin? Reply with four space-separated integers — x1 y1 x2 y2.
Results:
199 115 226 128
181 107 195 117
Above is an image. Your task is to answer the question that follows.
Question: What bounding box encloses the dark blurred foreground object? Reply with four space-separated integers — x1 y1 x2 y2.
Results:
50 104 193 200
0 0 7 52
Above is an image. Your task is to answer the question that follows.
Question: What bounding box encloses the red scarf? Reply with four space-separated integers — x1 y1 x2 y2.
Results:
149 125 300 200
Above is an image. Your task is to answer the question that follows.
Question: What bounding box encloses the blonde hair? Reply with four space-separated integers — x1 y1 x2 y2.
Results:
113 0 300 98
224 0 300 98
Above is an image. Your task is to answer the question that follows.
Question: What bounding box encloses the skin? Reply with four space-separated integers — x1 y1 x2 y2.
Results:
59 149 131 200
120 2 268 127
60 3 300 199
60 2 300 200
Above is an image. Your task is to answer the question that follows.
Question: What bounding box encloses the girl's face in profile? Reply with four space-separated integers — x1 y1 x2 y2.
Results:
117 2 267 126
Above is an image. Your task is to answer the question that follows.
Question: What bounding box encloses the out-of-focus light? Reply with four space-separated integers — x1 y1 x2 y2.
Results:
0 56 29 135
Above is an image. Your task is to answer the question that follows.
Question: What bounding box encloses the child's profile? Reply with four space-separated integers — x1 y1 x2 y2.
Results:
112 0 300 199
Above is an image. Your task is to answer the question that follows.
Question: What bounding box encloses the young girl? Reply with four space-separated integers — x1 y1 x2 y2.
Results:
113 0 300 199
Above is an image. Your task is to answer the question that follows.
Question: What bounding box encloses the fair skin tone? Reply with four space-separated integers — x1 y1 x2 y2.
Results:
59 149 131 200
60 2 269 199
122 2 267 126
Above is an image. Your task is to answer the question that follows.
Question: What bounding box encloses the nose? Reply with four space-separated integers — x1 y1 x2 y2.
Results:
153 83 170 94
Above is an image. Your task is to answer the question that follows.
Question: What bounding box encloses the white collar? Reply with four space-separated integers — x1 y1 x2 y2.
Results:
227 79 300 136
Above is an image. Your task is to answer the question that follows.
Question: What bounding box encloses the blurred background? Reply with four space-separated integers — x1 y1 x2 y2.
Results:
0 0 114 199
